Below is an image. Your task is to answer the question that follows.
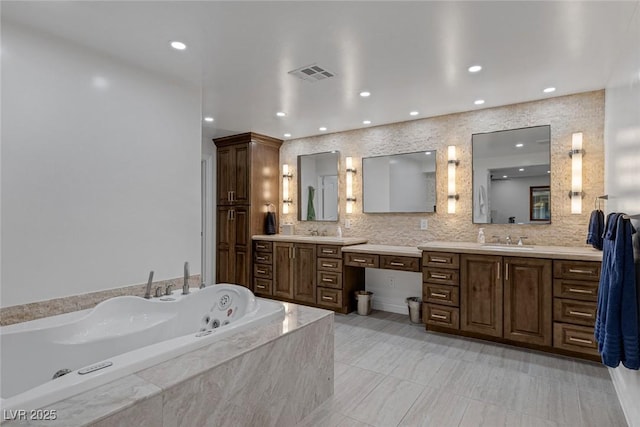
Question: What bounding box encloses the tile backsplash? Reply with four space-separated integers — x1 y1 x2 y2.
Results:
280 91 604 247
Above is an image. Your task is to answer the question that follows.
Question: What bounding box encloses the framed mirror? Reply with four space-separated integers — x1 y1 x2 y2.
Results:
362 151 437 213
298 151 339 221
472 125 551 224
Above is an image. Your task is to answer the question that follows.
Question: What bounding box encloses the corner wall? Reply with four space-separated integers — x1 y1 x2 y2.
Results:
1 22 202 307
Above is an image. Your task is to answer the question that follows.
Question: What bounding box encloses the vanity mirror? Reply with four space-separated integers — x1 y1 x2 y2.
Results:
472 125 551 224
362 151 437 213
298 151 339 221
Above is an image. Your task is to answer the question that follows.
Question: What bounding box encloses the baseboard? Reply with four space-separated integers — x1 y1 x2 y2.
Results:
609 367 640 427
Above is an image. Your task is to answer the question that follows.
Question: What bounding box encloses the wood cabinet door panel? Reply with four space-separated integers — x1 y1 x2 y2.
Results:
460 254 503 337
293 243 317 303
504 257 552 346
216 147 234 205
273 243 293 299
234 249 249 288
233 144 250 204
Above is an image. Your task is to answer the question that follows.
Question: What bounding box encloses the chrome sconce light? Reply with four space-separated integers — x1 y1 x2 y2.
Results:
345 157 357 214
568 132 585 214
447 146 460 214
282 164 293 214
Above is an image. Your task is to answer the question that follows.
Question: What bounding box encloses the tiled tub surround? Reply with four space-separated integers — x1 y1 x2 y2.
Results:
280 90 604 247
2 303 333 427
0 275 201 326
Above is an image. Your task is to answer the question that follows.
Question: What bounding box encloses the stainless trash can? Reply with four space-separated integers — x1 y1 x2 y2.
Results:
406 297 422 323
355 291 373 315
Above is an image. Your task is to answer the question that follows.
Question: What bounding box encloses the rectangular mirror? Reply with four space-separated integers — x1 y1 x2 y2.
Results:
472 125 551 224
298 151 339 221
362 151 437 213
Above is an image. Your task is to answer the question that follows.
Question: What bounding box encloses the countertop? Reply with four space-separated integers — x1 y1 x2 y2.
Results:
418 241 603 261
341 244 422 258
253 234 368 246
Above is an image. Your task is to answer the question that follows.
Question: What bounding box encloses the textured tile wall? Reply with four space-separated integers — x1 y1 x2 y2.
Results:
280 91 605 247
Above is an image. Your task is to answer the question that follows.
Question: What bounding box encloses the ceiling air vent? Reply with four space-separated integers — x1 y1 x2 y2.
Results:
288 64 336 82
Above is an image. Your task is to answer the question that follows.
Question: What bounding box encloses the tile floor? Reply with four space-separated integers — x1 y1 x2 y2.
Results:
297 310 627 427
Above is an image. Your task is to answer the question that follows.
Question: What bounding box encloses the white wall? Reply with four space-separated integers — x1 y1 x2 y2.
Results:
202 138 216 286
1 22 202 307
365 268 422 315
603 2 640 426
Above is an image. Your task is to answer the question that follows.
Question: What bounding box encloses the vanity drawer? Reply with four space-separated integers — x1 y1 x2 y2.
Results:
553 299 597 326
254 241 273 252
253 264 272 279
317 287 343 309
253 279 272 296
318 245 342 259
423 267 460 286
424 303 459 329
380 255 420 272
423 252 460 269
317 257 343 272
344 253 379 268
423 284 459 307
553 323 599 356
317 271 342 289
254 251 272 264
553 261 601 281
553 279 598 302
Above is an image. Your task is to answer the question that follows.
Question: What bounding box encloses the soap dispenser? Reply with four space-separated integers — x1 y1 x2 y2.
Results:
477 228 485 244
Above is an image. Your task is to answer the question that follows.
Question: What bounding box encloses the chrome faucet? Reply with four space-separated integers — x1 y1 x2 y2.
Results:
182 262 190 295
144 271 154 299
505 236 512 245
518 236 528 246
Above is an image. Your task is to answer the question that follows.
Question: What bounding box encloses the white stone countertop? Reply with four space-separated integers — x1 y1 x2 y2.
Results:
418 241 603 261
341 244 422 258
253 234 368 246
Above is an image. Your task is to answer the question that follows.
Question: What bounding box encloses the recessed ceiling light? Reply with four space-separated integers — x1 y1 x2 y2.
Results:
276 112 286 117
359 91 371 97
547 170 551 173
519 168 525 172
170 41 187 50
503 175 508 178
284 133 291 138
319 127 327 131
474 99 485 105
515 143 524 148
468 65 482 73
203 117 214 122
543 87 556 93
410 111 419 116
363 120 371 125
425 152 432 155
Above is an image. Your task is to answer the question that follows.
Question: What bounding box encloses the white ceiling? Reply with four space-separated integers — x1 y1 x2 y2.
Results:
3 1 638 142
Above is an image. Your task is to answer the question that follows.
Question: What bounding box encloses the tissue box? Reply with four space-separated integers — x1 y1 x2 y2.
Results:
281 224 294 235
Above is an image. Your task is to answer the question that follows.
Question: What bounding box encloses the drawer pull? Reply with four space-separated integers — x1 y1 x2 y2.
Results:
569 310 593 318
569 269 595 275
431 314 447 320
322 296 334 301
390 262 405 266
353 258 367 263
430 292 448 298
256 256 266 261
569 337 593 345
322 263 334 268
430 273 449 279
430 257 449 263
322 249 335 254
256 269 266 274
568 288 593 294
256 284 266 289
322 278 334 282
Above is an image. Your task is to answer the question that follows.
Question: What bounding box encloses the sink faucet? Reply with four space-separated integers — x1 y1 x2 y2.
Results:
144 271 154 299
310 228 319 236
182 262 190 295
505 236 512 245
518 236 528 246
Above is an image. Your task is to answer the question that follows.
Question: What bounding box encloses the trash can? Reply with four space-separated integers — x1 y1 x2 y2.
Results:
406 297 422 323
355 291 373 316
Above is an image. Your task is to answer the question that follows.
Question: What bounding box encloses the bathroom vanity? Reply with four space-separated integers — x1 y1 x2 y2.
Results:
419 241 602 360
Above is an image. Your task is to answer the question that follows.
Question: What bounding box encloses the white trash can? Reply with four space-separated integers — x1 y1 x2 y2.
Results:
406 297 422 323
355 291 373 316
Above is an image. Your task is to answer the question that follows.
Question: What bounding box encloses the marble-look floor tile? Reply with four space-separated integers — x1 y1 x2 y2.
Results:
336 416 375 427
332 365 385 413
528 352 577 385
572 360 615 393
398 387 471 427
577 387 627 427
351 340 413 375
475 342 533 373
335 336 378 365
458 399 511 427
428 359 487 398
344 376 424 427
533 376 581 424
389 351 448 385
295 401 347 427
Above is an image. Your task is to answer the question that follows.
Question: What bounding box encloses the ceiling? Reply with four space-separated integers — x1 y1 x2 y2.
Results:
3 1 638 142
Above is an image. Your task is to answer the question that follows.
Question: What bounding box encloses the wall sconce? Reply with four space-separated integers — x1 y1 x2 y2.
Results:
447 146 459 214
345 157 356 214
568 132 585 214
282 164 292 214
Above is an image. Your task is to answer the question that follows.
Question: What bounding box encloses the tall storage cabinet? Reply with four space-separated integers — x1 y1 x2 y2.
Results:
213 133 282 288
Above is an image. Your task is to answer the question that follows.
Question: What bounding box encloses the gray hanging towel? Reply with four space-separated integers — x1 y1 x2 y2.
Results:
264 212 276 235
307 186 316 221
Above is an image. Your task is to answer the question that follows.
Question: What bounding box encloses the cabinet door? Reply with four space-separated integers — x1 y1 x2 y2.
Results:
504 257 552 346
293 243 317 304
217 147 234 205
274 243 293 299
216 207 234 283
233 207 250 288
232 144 250 204
461 254 503 337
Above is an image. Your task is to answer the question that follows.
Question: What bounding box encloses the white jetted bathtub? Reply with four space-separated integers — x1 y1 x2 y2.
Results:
0 284 285 412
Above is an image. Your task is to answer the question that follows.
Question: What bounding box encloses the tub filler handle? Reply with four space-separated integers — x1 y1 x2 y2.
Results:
183 261 190 295
144 270 154 299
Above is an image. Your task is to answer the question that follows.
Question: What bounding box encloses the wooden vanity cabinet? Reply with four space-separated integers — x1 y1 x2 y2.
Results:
423 252 460 330
270 242 317 303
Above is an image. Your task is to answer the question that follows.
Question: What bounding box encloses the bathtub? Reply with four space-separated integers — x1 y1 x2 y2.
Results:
0 284 285 413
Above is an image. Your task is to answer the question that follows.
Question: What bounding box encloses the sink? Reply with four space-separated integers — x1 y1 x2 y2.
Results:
481 244 535 251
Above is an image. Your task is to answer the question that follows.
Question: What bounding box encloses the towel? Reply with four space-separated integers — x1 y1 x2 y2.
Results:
307 186 316 221
586 209 605 250
264 212 276 235
478 185 487 215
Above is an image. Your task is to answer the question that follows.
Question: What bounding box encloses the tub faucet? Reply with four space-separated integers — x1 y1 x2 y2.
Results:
144 271 154 299
505 236 512 245
182 262 190 295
